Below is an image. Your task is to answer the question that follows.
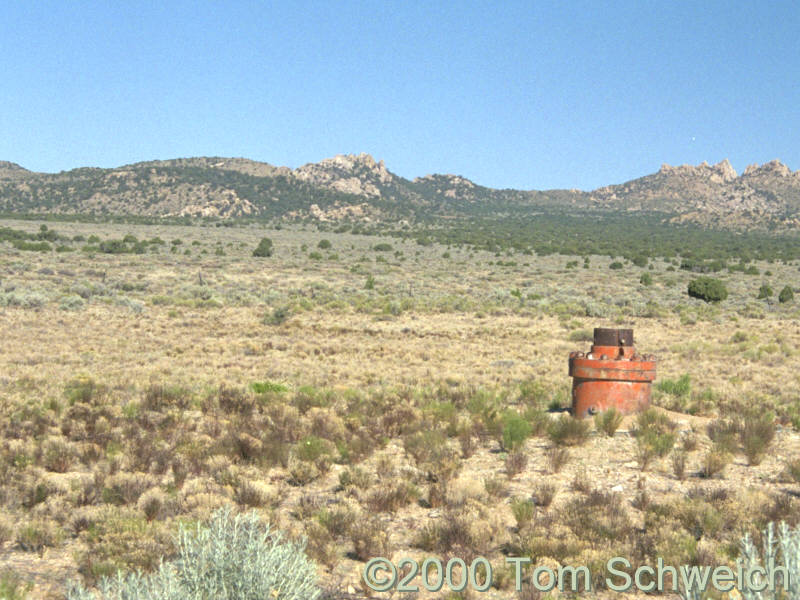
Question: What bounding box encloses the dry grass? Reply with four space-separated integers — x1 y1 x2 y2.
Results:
0 218 799 598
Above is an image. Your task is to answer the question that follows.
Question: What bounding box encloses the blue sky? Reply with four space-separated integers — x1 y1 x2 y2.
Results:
1 1 798 190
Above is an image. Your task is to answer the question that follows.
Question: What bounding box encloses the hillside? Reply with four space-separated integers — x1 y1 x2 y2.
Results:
0 153 798 229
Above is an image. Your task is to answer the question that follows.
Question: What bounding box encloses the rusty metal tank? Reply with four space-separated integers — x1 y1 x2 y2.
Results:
568 327 656 419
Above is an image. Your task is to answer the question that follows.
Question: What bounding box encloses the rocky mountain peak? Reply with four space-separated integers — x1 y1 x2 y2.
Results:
658 159 736 182
742 159 792 178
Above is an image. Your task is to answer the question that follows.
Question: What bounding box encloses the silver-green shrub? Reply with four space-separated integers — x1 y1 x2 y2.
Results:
66 506 321 600
737 521 799 600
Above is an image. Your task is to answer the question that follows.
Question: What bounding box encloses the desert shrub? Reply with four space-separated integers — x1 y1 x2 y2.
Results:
779 285 794 303
701 448 731 478
609 261 623 270
511 498 535 529
60 294 85 311
687 277 728 302
547 415 589 446
707 418 740 454
657 374 691 398
501 411 532 450
787 458 800 483
532 483 557 508
0 572 32 599
252 237 274 257
372 243 392 252
264 305 290 326
338 466 373 491
15 519 62 555
672 450 688 481
366 480 419 513
740 412 776 466
736 521 799 600
349 516 389 561
317 239 331 249
561 490 633 548
633 409 676 469
594 408 623 437
545 446 570 473
505 448 528 477
66 506 320 599
568 328 594 342
250 381 288 394
639 272 653 286
757 284 774 299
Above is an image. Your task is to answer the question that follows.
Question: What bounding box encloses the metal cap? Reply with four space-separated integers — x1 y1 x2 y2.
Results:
593 328 634 347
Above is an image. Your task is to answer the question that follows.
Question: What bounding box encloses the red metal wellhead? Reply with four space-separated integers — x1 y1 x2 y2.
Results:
569 328 656 419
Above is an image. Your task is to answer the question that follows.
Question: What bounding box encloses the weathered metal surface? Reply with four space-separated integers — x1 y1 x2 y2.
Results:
569 327 656 418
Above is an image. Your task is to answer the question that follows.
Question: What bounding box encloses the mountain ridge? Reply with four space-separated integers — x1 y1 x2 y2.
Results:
0 153 798 229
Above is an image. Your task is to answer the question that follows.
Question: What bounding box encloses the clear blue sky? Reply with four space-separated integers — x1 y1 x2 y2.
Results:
1 1 798 191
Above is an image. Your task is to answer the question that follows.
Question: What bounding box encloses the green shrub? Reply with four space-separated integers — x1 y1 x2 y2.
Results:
66 507 320 599
609 261 623 270
779 285 794 303
548 415 590 446
639 272 653 286
372 243 393 252
252 237 274 257
250 381 288 394
687 277 728 302
0 571 32 599
317 239 331 250
740 411 776 466
656 373 691 398
594 408 623 437
501 411 532 451
736 522 800 600
264 306 289 325
757 284 773 299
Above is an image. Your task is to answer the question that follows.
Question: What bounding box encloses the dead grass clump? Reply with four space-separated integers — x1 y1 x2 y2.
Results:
547 415 590 446
74 510 174 584
265 404 308 443
287 458 320 486
366 480 419 513
317 503 358 538
786 458 800 483
233 479 274 508
304 521 339 569
533 482 557 508
672 450 688 480
350 516 390 561
142 384 192 411
505 448 528 477
484 476 510 499
560 490 633 548
707 418 740 454
15 518 62 556
545 446 570 473
701 448 731 478
102 471 156 505
137 487 168 521
338 466 373 491
40 437 75 473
